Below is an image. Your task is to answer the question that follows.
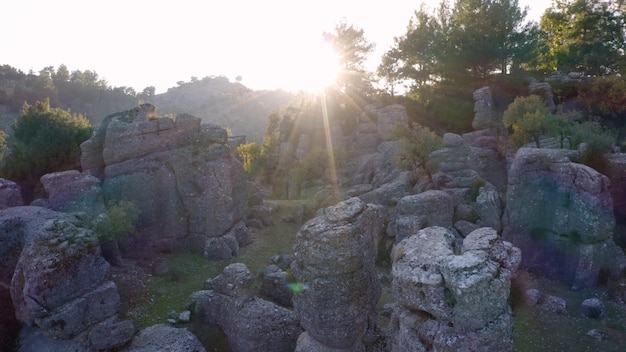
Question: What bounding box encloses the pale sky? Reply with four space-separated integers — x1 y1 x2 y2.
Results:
3 0 549 94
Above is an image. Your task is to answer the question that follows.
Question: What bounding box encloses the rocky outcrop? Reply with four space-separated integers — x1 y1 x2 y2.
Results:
0 206 83 347
80 106 248 258
291 197 386 351
7 212 134 350
191 263 302 352
0 178 23 209
40 170 104 215
472 86 501 130
390 226 519 352
504 148 626 288
121 324 205 352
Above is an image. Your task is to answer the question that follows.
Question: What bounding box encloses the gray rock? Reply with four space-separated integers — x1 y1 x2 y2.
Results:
472 86 501 130
88 317 136 350
581 298 605 319
260 265 293 307
192 264 302 352
454 220 480 237
540 294 568 315
390 226 516 351
292 198 385 350
121 324 206 352
397 190 454 229
40 170 104 215
376 104 408 142
82 109 247 255
475 182 503 232
386 215 426 243
524 289 541 307
504 148 626 288
0 178 23 209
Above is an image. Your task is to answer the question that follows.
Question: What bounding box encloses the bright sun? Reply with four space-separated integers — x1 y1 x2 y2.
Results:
279 39 341 93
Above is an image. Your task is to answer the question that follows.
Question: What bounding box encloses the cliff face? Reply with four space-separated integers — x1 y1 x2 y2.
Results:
80 104 248 258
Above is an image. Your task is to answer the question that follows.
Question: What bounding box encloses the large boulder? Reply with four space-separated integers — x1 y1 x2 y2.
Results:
390 226 518 351
40 170 105 215
292 197 386 351
471 86 501 130
9 214 133 349
0 206 83 347
121 324 205 352
396 190 454 230
81 108 248 256
504 148 626 288
0 178 23 210
191 263 302 352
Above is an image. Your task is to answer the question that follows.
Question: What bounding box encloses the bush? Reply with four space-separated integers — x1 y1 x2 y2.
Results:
94 200 140 244
394 123 442 183
0 99 92 200
503 95 554 148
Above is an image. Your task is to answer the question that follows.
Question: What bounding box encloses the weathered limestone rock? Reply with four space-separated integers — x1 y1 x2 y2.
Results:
397 190 454 230
529 81 557 113
504 148 626 288
260 264 294 307
0 178 23 209
40 170 105 215
390 226 518 351
376 104 409 142
472 86 501 130
292 197 386 351
121 324 205 352
192 263 302 352
81 108 247 257
8 215 133 348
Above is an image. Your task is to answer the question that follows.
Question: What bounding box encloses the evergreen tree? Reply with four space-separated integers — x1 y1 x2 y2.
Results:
0 99 92 200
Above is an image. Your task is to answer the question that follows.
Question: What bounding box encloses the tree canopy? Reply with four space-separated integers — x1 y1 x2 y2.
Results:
0 99 92 200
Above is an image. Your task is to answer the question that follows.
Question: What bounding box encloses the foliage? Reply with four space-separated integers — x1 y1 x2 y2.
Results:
393 123 443 183
0 64 137 124
503 95 554 148
379 0 532 90
324 20 376 97
536 0 626 75
94 200 140 244
578 75 626 126
0 99 92 199
289 147 346 187
235 142 261 173
571 118 616 170
0 129 7 162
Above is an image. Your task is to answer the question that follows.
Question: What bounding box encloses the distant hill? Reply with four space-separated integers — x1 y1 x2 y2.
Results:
151 76 298 142
0 65 297 142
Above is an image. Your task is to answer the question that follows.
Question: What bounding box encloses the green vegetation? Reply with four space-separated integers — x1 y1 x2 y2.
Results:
0 99 92 200
393 123 443 184
93 200 140 244
0 129 7 162
503 95 554 148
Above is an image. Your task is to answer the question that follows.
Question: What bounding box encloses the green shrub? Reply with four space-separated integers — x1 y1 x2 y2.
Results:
94 200 140 244
503 95 554 148
393 123 443 184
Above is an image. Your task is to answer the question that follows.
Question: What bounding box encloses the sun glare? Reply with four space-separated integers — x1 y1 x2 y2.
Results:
282 39 341 93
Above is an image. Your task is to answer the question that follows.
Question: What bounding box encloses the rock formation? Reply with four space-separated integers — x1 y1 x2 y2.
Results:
121 324 205 352
504 148 626 288
191 263 302 352
390 226 520 351
0 178 23 210
40 170 105 215
291 197 386 351
80 105 248 258
0 208 135 350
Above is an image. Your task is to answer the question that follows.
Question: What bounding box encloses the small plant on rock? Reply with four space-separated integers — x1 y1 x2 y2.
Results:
393 123 442 184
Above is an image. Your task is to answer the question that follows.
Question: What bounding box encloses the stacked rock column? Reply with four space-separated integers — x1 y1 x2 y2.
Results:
390 226 520 352
292 198 385 352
